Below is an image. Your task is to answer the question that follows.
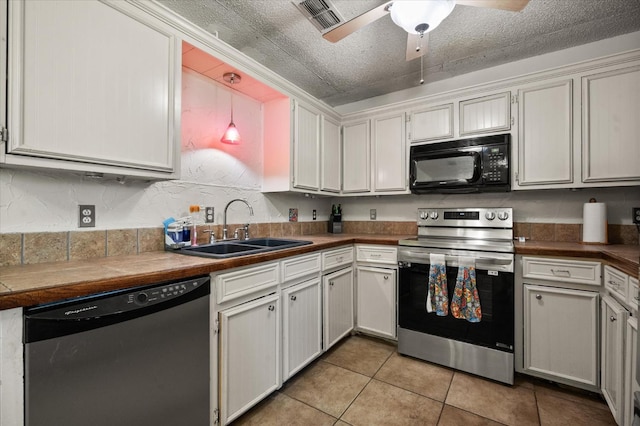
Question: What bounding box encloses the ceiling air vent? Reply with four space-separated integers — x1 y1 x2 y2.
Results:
295 0 344 32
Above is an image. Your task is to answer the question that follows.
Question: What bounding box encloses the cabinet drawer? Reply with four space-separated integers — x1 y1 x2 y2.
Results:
281 253 321 283
522 257 601 286
629 276 639 310
322 246 353 271
215 262 279 304
356 245 397 265
604 265 628 302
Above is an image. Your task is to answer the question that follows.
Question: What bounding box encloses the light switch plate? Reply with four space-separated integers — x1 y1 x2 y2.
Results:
633 207 640 225
79 205 95 228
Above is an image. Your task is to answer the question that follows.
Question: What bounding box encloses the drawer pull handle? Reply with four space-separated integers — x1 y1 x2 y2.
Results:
551 269 571 276
607 280 620 287
634 295 640 301
329 281 334 286
290 295 297 301
337 256 343 262
371 253 381 258
535 294 542 300
268 305 275 311
610 315 617 322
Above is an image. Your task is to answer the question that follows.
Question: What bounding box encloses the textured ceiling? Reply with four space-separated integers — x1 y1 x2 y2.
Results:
158 0 640 107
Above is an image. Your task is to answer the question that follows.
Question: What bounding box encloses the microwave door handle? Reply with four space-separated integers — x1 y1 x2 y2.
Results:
469 151 482 183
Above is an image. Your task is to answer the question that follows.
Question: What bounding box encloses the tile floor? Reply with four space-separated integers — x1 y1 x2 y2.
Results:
234 335 616 426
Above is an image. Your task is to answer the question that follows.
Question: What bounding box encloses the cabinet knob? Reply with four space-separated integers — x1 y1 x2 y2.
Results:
610 315 617 322
384 275 389 280
535 294 542 300
268 305 275 311
290 295 297 301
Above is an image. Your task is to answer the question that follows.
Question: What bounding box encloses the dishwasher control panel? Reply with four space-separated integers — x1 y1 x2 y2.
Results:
128 279 203 306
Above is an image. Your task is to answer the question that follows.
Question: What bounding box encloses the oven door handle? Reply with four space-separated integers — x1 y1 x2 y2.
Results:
398 251 513 267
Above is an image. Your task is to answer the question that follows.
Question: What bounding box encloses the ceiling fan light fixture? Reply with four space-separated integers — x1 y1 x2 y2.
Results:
390 0 455 34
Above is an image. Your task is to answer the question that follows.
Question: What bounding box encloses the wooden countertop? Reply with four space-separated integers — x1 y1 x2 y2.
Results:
1 234 637 310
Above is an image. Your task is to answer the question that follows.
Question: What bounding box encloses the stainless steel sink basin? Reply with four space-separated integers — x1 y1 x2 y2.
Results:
236 238 311 248
177 238 312 259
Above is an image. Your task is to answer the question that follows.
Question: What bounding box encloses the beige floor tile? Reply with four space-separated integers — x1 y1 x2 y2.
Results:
322 335 395 376
282 361 370 418
233 392 336 426
374 352 453 402
533 380 610 412
536 392 616 425
341 379 443 426
438 405 505 426
445 372 538 426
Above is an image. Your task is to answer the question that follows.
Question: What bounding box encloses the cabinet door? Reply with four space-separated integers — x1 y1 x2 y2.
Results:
342 120 370 193
282 278 322 381
459 92 511 136
409 104 453 142
523 285 599 387
517 80 573 186
601 295 629 424
321 116 341 193
219 294 280 424
624 317 638 426
6 0 178 177
293 101 321 190
356 266 396 339
582 66 640 182
372 113 406 193
323 267 354 349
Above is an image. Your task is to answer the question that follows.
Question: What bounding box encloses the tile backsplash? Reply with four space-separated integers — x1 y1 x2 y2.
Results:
0 221 637 267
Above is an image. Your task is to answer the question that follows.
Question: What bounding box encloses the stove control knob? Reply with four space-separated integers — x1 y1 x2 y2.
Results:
429 211 439 220
498 211 509 221
485 211 496 221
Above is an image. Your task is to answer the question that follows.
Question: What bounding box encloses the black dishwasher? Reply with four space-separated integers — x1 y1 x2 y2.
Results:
24 276 210 426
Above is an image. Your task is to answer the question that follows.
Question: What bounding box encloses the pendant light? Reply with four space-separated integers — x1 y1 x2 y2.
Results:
221 72 242 145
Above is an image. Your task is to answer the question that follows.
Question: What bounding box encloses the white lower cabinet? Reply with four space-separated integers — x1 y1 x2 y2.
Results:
624 317 638 426
523 284 599 388
601 295 630 425
219 293 280 425
356 266 396 339
282 277 322 381
0 308 24 426
323 267 354 350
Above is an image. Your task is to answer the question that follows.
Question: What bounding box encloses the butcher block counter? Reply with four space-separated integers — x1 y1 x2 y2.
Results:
0 234 637 310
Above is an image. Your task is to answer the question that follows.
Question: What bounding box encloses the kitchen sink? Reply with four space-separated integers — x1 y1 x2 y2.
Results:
236 238 311 248
177 238 312 259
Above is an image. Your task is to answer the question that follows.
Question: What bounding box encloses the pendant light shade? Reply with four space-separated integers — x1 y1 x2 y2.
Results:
390 0 455 35
221 72 242 145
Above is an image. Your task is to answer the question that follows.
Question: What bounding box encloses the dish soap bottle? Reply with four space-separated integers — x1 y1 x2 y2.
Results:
189 205 201 246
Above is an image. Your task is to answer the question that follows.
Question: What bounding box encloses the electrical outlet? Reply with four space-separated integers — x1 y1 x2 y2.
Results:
205 207 215 224
312 209 317 220
79 205 95 228
633 207 640 225
370 209 377 220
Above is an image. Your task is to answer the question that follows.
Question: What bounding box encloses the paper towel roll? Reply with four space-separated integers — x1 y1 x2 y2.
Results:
582 202 607 244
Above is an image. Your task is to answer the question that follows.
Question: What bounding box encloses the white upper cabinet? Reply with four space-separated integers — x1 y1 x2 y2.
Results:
4 0 180 179
582 65 640 183
459 92 511 136
409 103 453 142
293 100 321 190
516 80 573 187
372 112 407 193
321 116 341 193
342 120 370 193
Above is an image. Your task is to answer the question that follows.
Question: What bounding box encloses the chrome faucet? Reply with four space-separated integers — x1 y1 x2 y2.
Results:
223 199 254 240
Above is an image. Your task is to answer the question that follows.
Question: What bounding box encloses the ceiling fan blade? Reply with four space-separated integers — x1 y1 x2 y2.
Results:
406 32 428 61
322 1 393 43
455 0 529 12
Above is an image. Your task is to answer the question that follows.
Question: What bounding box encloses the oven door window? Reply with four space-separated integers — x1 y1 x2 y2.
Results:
413 152 480 184
398 263 514 352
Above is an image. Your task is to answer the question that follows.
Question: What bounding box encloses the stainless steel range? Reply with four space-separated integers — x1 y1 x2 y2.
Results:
398 207 515 384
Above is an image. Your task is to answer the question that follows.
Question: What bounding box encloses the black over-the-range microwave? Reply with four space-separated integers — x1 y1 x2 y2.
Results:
409 133 510 194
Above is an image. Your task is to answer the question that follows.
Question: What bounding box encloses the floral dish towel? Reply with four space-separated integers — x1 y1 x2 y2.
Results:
450 256 482 323
426 253 448 316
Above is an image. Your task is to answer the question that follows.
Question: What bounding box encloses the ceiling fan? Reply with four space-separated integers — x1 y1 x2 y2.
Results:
323 0 530 62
